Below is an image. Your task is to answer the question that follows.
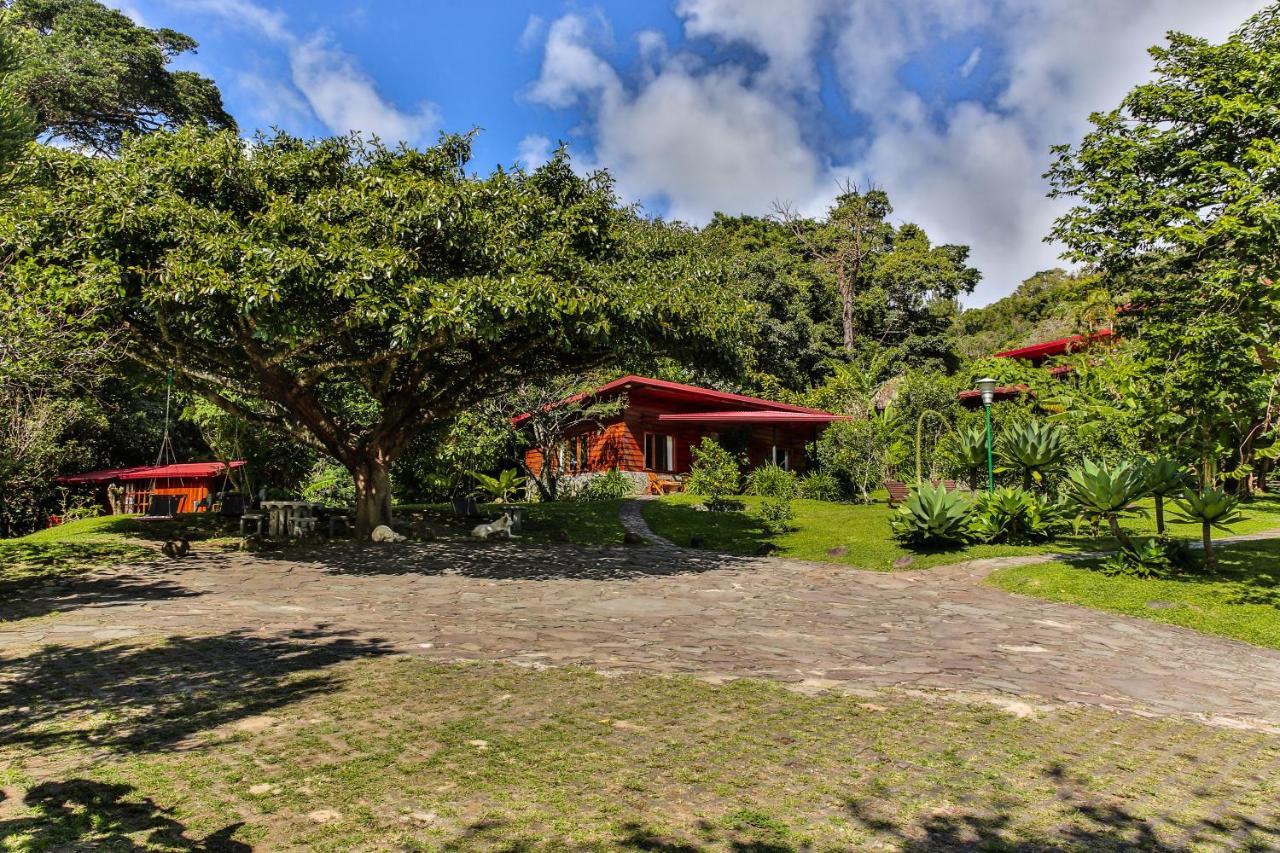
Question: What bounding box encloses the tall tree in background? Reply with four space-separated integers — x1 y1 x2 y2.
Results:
2 130 744 534
4 0 233 153
778 184 893 353
1047 5 1280 487
0 13 34 183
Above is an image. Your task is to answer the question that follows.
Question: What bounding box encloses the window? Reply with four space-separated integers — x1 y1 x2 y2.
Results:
644 432 674 472
567 435 589 472
771 445 789 471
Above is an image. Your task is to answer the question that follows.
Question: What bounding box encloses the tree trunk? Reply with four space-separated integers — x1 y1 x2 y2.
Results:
352 458 395 538
1107 515 1133 552
1154 495 1165 535
1202 521 1216 570
837 260 854 353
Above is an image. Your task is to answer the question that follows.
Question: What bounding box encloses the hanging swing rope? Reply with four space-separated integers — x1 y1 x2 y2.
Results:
154 369 178 467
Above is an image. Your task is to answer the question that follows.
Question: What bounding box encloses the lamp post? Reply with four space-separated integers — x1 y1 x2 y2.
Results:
976 377 997 494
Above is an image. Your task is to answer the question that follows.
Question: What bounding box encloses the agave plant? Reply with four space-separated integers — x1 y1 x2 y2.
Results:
1142 457 1188 535
470 468 527 503
997 421 1066 489
1174 487 1243 569
971 486 1074 544
889 482 972 547
1063 459 1147 550
950 424 989 491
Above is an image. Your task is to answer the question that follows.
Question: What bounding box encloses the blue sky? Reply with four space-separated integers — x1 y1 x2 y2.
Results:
115 0 1264 305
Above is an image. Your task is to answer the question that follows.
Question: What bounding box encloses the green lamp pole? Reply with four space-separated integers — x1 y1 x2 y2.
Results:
976 377 997 494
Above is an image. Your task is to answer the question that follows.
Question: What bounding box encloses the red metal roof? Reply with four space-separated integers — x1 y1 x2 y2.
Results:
656 410 850 424
57 461 245 484
512 375 830 424
995 329 1113 362
957 383 1031 402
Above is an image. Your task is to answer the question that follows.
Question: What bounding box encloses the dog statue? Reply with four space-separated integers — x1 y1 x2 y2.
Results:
470 513 515 540
370 524 407 543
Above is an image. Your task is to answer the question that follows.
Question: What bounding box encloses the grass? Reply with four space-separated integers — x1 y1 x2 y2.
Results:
645 492 1280 572
2 652 1278 850
988 538 1280 651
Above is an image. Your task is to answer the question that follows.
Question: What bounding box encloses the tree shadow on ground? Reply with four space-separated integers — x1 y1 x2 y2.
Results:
0 571 200 621
0 778 249 851
243 538 765 581
0 627 393 753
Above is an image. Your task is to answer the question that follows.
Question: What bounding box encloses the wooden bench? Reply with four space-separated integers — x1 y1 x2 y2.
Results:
884 479 910 506
648 473 683 495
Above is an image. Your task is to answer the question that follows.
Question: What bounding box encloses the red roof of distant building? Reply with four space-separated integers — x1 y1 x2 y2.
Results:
56 461 245 484
957 383 1031 403
995 329 1113 362
512 375 830 425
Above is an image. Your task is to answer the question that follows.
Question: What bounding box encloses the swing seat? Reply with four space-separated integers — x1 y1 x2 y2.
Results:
218 493 246 517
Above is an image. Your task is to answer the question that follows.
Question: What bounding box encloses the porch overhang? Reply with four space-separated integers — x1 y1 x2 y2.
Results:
655 411 849 425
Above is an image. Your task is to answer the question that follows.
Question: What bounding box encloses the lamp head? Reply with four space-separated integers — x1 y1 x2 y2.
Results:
976 377 997 407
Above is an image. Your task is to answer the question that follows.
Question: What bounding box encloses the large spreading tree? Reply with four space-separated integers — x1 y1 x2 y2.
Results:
4 0 234 153
1047 5 1280 487
1 129 744 533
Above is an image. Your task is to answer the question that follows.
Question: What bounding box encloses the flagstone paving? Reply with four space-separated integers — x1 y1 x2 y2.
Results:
4 504 1280 732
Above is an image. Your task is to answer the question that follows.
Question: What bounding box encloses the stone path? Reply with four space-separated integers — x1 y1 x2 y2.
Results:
4 504 1280 732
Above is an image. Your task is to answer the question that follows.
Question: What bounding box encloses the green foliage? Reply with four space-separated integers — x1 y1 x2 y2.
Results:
817 410 907 502
686 438 741 501
1174 488 1244 531
0 16 34 186
744 462 797 500
578 469 637 502
6 0 233 153
1143 457 1189 534
300 460 356 507
969 487 1074 545
797 471 840 502
470 468 526 503
2 129 744 532
1100 537 1171 580
756 496 795 535
889 482 972 547
1063 459 1148 549
1047 8 1280 487
945 424 989 491
950 269 1100 362
998 421 1067 489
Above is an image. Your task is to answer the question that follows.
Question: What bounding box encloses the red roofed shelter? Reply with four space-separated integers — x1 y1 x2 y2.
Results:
517 376 847 488
56 461 246 515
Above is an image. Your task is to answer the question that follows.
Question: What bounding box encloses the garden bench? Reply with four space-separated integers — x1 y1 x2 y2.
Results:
884 479 910 506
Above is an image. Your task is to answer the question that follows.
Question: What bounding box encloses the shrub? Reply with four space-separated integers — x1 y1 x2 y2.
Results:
1063 459 1147 549
889 482 972 547
1174 487 1243 569
998 420 1067 489
470 468 526 502
686 437 740 500
744 463 798 499
757 497 795 535
798 471 840 501
1100 537 1170 579
947 424 989 491
579 468 638 501
817 415 906 502
970 486 1074 544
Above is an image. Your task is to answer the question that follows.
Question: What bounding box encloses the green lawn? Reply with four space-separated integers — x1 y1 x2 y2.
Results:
989 538 1280 651
645 493 1280 572
2 652 1277 850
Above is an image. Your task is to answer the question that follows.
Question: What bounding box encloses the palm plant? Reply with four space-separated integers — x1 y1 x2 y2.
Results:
950 424 989 491
1174 488 1243 569
1143 458 1188 535
1063 459 1147 550
998 421 1066 490
889 482 972 547
470 468 526 503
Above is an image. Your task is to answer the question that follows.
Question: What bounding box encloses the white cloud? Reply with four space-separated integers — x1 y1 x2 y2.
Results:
526 14 820 222
527 1 1269 304
165 0 437 144
290 35 437 142
516 134 552 169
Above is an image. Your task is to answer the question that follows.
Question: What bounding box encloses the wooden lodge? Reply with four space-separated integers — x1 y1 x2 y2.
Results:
516 376 847 488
